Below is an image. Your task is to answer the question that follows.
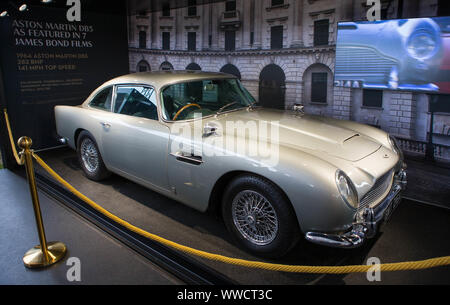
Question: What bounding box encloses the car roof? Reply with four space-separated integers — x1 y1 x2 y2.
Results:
102 70 236 90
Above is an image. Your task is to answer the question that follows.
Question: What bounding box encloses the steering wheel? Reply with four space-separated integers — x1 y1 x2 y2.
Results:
173 103 201 121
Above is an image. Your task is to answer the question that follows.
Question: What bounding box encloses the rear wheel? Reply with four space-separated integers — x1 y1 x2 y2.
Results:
77 131 110 181
222 175 300 258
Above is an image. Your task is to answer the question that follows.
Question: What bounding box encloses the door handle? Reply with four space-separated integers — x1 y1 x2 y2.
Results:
170 152 203 165
100 122 111 128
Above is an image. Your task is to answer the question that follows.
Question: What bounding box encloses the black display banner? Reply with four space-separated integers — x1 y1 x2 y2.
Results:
0 0 129 150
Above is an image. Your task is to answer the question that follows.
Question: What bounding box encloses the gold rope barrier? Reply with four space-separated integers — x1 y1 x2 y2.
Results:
32 153 450 273
3 109 67 268
3 109 24 165
4 109 450 273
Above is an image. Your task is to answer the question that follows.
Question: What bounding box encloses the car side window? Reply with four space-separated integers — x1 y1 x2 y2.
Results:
114 86 158 120
89 87 113 111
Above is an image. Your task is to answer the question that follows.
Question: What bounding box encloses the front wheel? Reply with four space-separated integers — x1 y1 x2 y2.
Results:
222 175 300 258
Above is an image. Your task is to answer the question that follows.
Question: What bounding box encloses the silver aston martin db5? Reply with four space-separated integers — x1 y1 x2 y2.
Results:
55 71 407 258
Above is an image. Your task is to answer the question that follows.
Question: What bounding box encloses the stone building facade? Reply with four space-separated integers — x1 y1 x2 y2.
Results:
128 0 450 161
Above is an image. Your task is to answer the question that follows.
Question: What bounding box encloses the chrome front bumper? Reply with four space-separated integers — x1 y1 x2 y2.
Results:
305 167 407 249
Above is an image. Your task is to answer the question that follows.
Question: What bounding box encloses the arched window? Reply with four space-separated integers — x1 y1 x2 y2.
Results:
259 64 286 109
159 61 174 71
186 63 201 71
220 64 241 79
302 63 333 105
137 60 150 72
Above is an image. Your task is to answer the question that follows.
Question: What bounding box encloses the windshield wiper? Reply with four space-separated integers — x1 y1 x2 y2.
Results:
215 102 238 116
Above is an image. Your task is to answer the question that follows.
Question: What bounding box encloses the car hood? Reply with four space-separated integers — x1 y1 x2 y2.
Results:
212 108 381 162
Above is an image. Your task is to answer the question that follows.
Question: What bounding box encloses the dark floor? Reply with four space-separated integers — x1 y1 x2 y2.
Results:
403 157 450 209
24 148 450 285
0 169 182 285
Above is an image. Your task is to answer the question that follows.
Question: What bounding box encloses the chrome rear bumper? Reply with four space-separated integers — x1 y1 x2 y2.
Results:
305 167 407 249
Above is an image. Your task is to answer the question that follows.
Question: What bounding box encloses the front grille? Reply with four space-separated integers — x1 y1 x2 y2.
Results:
359 170 394 210
335 46 397 83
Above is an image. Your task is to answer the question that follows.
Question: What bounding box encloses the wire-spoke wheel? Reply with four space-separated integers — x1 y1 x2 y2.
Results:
222 175 300 258
77 131 111 181
80 138 99 173
232 190 279 246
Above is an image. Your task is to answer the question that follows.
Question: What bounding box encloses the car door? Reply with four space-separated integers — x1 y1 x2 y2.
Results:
163 81 216 211
101 84 171 192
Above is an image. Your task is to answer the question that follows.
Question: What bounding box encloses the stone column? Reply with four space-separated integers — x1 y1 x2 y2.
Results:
290 0 303 47
241 0 251 49
337 0 354 21
175 7 183 50
202 3 210 50
253 0 263 49
211 5 219 49
151 9 157 49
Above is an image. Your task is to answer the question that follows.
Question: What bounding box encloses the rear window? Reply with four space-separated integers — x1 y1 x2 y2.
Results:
89 87 113 111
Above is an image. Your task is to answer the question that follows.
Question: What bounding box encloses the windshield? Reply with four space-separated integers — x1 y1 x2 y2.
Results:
161 78 256 121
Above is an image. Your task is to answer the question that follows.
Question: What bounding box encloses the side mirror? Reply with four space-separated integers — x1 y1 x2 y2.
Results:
203 123 218 137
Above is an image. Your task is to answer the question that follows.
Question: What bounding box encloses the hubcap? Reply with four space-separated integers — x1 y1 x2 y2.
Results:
80 138 99 173
231 190 279 246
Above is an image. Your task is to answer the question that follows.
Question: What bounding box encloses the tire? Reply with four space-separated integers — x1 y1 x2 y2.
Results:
222 174 300 258
77 131 111 181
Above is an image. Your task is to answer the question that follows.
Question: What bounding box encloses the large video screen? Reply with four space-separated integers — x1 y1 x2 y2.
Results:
335 17 450 94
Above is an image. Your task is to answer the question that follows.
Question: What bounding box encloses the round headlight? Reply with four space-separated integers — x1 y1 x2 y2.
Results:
336 170 358 209
407 30 437 59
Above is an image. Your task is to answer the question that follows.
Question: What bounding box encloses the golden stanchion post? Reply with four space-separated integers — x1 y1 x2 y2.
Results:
18 136 67 268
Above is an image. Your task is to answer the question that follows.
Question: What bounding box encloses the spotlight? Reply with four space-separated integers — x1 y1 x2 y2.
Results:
19 4 28 12
41 0 53 3
0 10 8 17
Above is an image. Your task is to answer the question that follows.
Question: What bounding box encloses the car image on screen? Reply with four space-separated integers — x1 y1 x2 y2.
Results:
335 17 450 93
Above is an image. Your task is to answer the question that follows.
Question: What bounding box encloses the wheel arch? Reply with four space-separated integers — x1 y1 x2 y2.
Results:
207 170 302 232
74 128 87 148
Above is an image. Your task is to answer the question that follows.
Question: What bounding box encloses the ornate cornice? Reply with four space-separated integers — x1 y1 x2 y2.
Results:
265 4 290 12
309 8 336 17
266 16 289 23
129 46 336 57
